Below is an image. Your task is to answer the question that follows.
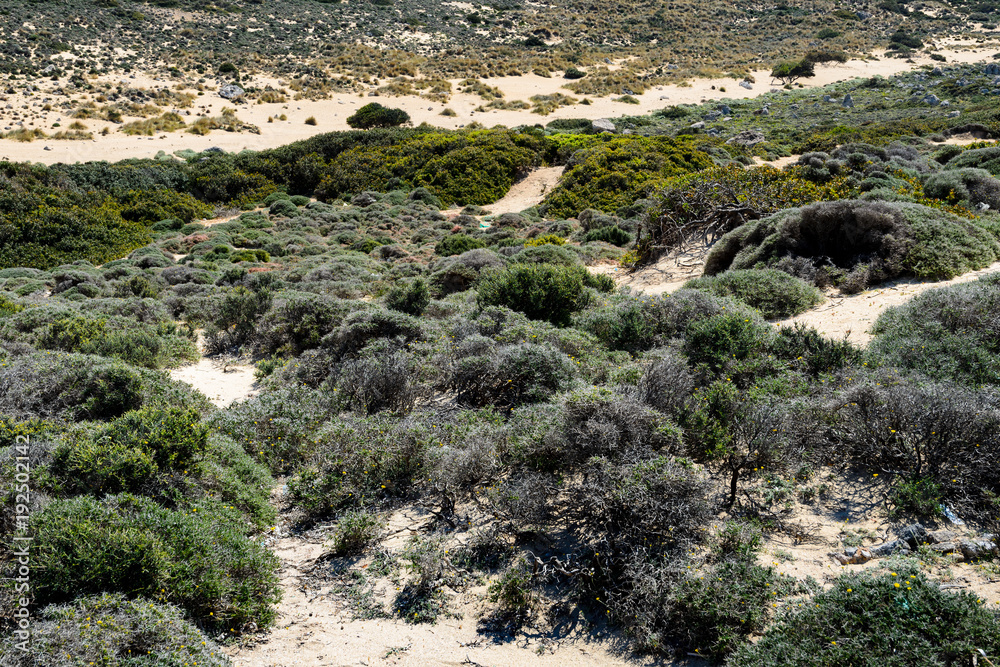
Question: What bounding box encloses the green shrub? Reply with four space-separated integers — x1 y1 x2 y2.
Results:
329 509 383 556
435 233 486 256
346 102 411 129
576 290 743 353
33 494 281 631
890 477 944 519
923 167 1000 210
384 278 430 316
945 146 1000 176
772 323 862 375
731 567 1000 666
448 341 575 408
867 274 1000 385
684 269 824 319
683 313 773 372
705 200 1000 290
476 263 595 326
584 225 631 246
0 594 230 667
523 233 566 247
541 136 714 218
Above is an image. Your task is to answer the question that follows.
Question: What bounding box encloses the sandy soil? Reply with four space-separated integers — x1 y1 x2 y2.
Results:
4 43 997 165
774 260 1000 345
483 166 565 216
168 336 259 408
597 249 1000 346
226 532 673 667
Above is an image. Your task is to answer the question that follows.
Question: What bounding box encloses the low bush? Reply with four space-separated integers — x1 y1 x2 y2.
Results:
684 269 823 319
705 200 1000 291
32 494 281 631
923 167 1000 210
448 340 575 409
435 234 486 256
867 274 1000 385
0 594 230 667
384 278 430 316
731 566 1000 666
541 136 714 219
476 263 607 326
346 102 411 129
328 509 383 556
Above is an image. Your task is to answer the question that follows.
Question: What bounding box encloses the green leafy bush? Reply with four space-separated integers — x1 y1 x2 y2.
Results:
584 225 631 246
684 269 824 319
33 494 281 631
705 200 1000 291
867 274 1000 385
329 509 383 556
731 567 1000 666
384 278 430 316
476 263 599 326
435 234 486 256
346 102 411 129
0 594 230 667
541 136 714 218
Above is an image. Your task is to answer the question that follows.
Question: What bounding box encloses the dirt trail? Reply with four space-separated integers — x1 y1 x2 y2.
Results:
227 532 669 667
599 253 1000 346
775 260 1000 346
484 166 565 216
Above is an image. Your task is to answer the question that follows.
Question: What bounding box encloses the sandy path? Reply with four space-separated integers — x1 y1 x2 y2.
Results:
227 534 672 667
774 260 1000 346
169 355 259 408
5 44 998 165
484 166 565 215
598 252 1000 346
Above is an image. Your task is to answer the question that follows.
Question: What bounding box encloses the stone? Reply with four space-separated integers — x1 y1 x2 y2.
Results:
688 121 706 130
591 118 616 133
704 110 722 121
959 539 998 560
930 542 957 554
218 84 245 100
898 524 928 549
871 540 909 558
719 104 732 115
986 63 1000 76
923 94 940 106
928 529 958 544
842 94 854 108
739 80 753 90
856 10 871 19
726 129 766 147
931 67 943 76
948 110 961 118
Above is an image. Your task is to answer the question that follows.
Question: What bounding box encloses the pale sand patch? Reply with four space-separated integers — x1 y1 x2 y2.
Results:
5 45 998 165
483 166 565 215
774 260 1000 346
169 356 258 408
595 252 1000 346
226 533 676 667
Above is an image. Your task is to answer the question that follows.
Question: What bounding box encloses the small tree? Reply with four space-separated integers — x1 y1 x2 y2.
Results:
346 102 410 129
770 59 815 85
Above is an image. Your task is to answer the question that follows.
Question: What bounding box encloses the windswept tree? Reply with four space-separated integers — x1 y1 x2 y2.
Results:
346 102 411 129
771 59 816 85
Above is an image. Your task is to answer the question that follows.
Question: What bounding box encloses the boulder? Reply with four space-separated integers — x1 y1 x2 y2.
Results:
218 84 245 100
841 94 854 108
726 129 766 147
928 529 958 544
897 524 928 549
930 542 957 554
986 63 1000 76
871 540 909 558
739 80 753 90
960 539 998 561
591 118 616 133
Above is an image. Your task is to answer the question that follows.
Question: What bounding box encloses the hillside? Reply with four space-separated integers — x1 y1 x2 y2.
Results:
3 26 1000 667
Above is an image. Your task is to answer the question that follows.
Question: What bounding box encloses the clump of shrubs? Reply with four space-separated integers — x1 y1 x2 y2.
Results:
684 269 824 319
